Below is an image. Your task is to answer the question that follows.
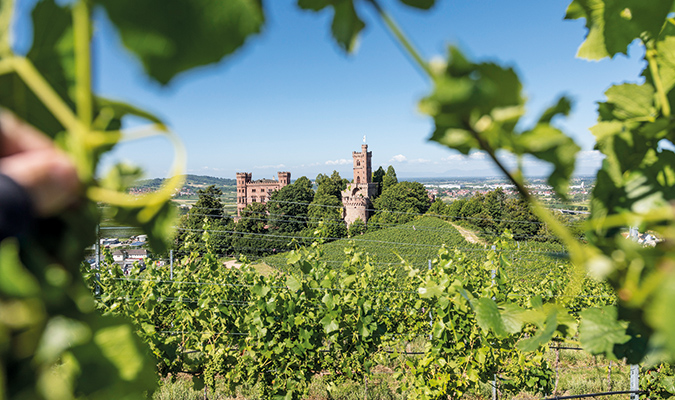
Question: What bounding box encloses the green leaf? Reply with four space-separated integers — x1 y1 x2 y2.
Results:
0 238 40 297
579 306 630 358
399 0 435 10
603 83 656 121
95 97 165 127
538 96 572 125
287 276 302 292
499 302 525 334
95 0 265 84
517 309 557 352
518 123 580 198
331 1 365 53
0 0 73 137
0 0 13 56
298 0 364 53
565 0 672 60
474 297 508 338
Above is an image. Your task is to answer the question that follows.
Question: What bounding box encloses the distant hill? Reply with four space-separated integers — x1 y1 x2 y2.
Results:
132 175 236 191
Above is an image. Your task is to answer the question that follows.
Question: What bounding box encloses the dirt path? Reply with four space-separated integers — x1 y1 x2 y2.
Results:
222 260 241 269
448 221 487 246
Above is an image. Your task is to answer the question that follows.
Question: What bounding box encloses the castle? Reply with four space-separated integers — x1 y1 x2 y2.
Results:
341 144 378 226
235 171 291 217
236 144 376 226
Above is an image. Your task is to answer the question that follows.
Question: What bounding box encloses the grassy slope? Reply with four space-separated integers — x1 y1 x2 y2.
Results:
258 216 483 272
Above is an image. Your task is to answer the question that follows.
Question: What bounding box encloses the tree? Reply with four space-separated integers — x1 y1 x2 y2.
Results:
174 185 232 256
382 165 398 190
372 166 386 196
482 188 507 233
447 199 466 221
372 181 430 225
348 219 367 237
315 171 346 199
308 193 347 239
233 202 269 257
267 176 315 233
427 199 449 218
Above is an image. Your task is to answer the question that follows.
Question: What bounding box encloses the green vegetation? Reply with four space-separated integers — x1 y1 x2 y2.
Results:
260 216 477 271
4 0 675 398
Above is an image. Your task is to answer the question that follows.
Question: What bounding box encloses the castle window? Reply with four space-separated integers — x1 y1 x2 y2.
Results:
252 189 256 192
357 160 361 166
251 196 257 202
261 188 265 192
357 176 361 183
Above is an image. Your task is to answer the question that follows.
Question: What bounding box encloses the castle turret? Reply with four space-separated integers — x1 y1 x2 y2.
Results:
342 143 378 226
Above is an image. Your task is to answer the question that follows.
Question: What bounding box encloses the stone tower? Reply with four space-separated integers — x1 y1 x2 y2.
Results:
341 144 378 226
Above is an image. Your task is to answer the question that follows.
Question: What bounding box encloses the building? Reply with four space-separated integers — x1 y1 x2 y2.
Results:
236 171 291 217
341 144 378 226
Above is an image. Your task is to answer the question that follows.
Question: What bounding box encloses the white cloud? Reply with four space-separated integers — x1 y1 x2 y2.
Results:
410 158 431 164
390 154 407 163
469 151 487 160
325 159 350 165
253 164 286 169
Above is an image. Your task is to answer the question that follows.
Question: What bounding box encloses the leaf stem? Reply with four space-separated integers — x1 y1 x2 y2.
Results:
646 46 670 118
366 0 433 77
73 0 93 129
13 57 81 133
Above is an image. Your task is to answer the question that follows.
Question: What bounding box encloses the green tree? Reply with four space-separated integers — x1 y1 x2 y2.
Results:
315 170 346 199
447 199 466 221
233 202 270 257
372 166 386 196
482 188 507 233
308 193 347 239
382 165 398 190
268 176 315 233
372 181 430 225
348 218 367 237
427 199 449 218
174 185 232 256
501 197 540 240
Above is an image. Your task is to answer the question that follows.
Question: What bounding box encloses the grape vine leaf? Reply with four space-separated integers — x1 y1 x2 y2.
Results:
0 239 39 297
95 0 265 84
565 0 672 60
473 297 508 338
517 308 557 352
399 0 435 10
422 46 579 197
579 306 630 358
0 0 72 137
297 0 364 53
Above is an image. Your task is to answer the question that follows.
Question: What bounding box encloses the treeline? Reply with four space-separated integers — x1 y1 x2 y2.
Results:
428 188 585 242
174 166 435 259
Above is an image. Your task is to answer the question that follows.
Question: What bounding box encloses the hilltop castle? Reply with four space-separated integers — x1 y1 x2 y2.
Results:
341 144 378 226
235 144 377 226
235 171 291 217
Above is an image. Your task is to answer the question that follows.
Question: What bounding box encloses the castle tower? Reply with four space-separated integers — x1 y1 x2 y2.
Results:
278 171 291 185
342 143 378 226
352 144 372 184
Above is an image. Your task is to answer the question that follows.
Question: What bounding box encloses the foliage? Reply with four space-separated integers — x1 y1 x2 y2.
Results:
370 181 431 226
382 165 398 191
348 218 367 237
267 176 315 233
174 185 232 256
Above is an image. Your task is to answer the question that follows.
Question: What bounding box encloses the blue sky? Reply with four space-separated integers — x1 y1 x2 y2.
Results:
27 1 649 180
